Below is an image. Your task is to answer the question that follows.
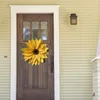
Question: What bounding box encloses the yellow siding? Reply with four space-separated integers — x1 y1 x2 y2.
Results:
0 0 100 100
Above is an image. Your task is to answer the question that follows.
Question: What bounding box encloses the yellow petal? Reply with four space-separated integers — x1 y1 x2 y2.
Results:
22 53 33 56
26 41 33 49
39 44 46 50
35 60 38 65
32 56 37 65
21 48 29 52
24 56 32 61
31 40 35 49
28 59 33 64
41 58 44 63
37 61 40 65
35 39 42 49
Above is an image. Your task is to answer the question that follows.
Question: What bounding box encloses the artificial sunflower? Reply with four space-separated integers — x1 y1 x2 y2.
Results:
21 39 48 65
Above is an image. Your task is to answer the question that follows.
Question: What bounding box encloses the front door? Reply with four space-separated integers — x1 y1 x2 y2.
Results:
17 14 54 100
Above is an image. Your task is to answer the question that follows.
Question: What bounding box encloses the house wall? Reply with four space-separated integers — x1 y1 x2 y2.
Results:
0 0 100 100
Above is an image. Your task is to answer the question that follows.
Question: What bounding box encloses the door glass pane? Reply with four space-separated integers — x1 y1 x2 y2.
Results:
32 22 39 39
23 21 30 40
41 21 48 40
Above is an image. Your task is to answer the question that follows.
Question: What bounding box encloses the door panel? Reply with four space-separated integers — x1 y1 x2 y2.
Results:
17 14 54 100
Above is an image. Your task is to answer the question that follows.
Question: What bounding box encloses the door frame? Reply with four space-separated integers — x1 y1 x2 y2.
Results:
9 5 60 100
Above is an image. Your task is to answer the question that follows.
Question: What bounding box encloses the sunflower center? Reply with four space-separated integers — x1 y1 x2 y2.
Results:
33 49 39 55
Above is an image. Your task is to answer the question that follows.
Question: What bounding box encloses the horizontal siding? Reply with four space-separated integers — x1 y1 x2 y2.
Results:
0 0 100 100
60 0 100 100
0 0 10 100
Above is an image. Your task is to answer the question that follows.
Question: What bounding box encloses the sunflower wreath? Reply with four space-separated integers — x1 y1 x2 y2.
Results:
21 39 49 65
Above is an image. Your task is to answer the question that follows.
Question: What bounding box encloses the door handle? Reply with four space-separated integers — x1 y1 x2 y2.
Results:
50 65 54 73
50 55 54 73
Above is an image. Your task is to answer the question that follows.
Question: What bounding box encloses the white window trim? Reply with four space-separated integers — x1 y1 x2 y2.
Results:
9 5 60 100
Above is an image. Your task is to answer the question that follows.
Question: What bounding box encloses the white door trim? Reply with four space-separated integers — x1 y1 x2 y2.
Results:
9 5 60 100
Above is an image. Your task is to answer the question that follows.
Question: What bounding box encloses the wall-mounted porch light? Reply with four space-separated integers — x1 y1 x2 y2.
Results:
70 13 77 25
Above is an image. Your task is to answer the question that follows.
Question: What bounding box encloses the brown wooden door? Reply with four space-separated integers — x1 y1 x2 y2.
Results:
17 14 54 100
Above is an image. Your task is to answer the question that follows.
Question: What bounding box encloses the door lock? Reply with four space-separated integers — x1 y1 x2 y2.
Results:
48 41 51 44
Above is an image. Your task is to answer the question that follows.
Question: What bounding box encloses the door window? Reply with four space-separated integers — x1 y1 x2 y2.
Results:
23 21 30 40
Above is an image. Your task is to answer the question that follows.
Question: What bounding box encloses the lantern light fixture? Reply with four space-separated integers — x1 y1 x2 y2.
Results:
70 13 77 25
